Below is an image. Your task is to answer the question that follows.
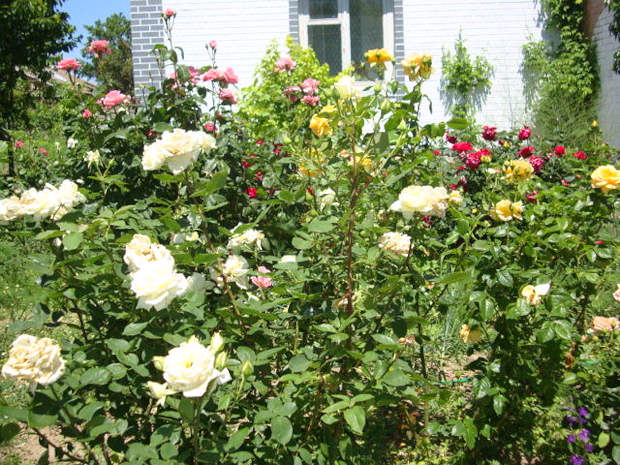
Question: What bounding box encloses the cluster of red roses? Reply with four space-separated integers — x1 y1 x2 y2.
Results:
242 141 287 199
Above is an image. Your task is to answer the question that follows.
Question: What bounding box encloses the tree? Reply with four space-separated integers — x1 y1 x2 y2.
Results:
0 0 76 177
80 13 133 94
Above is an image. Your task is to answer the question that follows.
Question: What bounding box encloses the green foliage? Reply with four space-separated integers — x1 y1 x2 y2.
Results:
521 0 598 146
440 35 493 121
238 36 334 139
0 22 618 465
79 13 134 94
608 0 620 74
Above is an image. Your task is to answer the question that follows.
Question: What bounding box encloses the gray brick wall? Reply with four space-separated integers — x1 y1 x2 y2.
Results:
130 0 164 99
289 0 299 42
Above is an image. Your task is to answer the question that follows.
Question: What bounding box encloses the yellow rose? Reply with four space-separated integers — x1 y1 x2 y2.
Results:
390 185 449 219
521 283 550 305
459 325 482 344
503 159 534 182
401 53 432 80
309 114 332 137
490 200 523 222
365 48 394 66
448 190 463 204
349 154 374 172
298 149 325 177
591 165 620 193
379 231 412 257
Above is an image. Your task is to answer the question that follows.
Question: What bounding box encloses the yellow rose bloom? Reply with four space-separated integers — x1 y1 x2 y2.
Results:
448 190 463 204
591 165 620 193
490 199 523 222
319 104 337 115
401 53 432 80
503 159 534 182
298 149 325 177
365 48 394 66
521 283 550 306
459 325 482 344
349 154 374 172
309 114 332 137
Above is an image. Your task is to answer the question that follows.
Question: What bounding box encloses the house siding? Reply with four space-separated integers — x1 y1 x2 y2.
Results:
130 0 165 97
161 0 290 88
593 6 620 149
401 0 544 129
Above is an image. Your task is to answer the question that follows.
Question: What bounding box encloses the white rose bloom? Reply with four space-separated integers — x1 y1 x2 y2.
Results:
221 254 249 289
228 228 265 250
85 149 101 166
448 190 463 204
317 188 337 210
280 255 297 263
193 131 216 152
390 185 449 219
334 75 360 99
159 129 205 174
163 336 230 397
130 260 188 310
0 196 23 222
52 180 87 221
186 272 208 293
521 282 550 306
171 231 200 243
147 381 176 407
67 137 78 149
124 234 174 272
379 232 412 257
2 334 65 386
142 141 170 171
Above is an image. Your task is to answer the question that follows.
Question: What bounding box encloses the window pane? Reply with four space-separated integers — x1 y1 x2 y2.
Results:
308 24 342 75
350 0 383 64
309 0 338 18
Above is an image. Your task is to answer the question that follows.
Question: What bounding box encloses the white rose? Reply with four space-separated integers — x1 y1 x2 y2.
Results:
334 75 360 99
280 255 297 263
162 336 229 397
159 129 202 174
193 131 216 152
142 141 170 171
52 180 86 220
317 188 337 210
220 254 249 289
2 334 65 386
124 234 174 272
130 260 188 310
186 272 208 293
379 231 412 257
67 137 78 149
147 381 176 407
0 196 23 222
85 149 101 166
390 185 449 219
228 228 265 250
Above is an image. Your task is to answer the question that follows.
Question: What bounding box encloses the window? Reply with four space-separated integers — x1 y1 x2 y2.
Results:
299 0 394 76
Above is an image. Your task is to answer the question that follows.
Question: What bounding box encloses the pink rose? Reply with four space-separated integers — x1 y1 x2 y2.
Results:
465 152 481 170
251 267 273 289
223 67 239 84
203 122 216 132
209 40 217 50
301 94 319 106
88 40 111 57
274 56 296 72
56 58 81 71
163 8 176 18
525 190 538 203
301 77 319 95
245 187 257 198
82 109 92 118
561 179 571 187
219 88 236 104
518 126 531 140
202 68 220 81
283 85 301 102
14 141 24 148
99 90 129 108
528 155 544 173
481 126 497 141
39 148 49 156
257 266 270 274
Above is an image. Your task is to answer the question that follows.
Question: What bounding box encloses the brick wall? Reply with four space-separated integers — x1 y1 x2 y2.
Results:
130 0 165 99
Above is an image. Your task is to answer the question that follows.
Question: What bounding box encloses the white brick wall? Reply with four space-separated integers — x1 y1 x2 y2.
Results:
593 6 620 149
402 0 544 129
161 0 290 88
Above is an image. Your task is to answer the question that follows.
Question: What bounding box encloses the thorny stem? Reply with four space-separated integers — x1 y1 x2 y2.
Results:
33 428 89 464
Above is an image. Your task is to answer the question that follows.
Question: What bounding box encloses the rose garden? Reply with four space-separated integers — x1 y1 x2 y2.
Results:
0 4 619 465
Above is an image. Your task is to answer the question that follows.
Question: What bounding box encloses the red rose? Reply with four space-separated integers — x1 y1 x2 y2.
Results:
481 126 497 141
445 132 458 144
518 146 535 157
572 151 587 160
561 179 571 187
452 142 473 152
465 152 481 170
241 161 250 168
245 187 258 198
518 126 531 140
554 145 566 156
528 156 544 173
525 190 538 203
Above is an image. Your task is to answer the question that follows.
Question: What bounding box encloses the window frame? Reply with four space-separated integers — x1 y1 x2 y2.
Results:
298 0 394 75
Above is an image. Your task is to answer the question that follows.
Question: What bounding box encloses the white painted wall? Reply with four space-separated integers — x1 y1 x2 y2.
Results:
162 0 290 88
402 0 544 129
593 6 620 149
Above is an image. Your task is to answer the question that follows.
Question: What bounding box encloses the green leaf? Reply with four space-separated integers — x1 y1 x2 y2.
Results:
493 394 506 415
382 369 411 386
178 398 194 423
446 118 469 129
307 218 335 233
323 400 351 414
0 406 28 422
271 416 293 445
160 442 178 460
351 394 374 404
613 446 620 464
225 427 250 451
123 321 148 336
62 232 83 251
496 270 513 287
289 354 312 373
462 417 477 450
191 170 228 197
292 236 312 250
552 320 572 340
80 368 111 386
437 271 471 285
0 423 20 444
598 432 610 448
28 412 57 428
344 406 366 435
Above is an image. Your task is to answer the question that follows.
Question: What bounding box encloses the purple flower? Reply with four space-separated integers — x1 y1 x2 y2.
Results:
577 417 587 425
566 416 578 426
584 443 594 453
577 407 589 418
570 455 586 465
567 434 576 444
578 429 590 441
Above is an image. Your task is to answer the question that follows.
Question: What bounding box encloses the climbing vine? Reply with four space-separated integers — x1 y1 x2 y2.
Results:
607 0 620 74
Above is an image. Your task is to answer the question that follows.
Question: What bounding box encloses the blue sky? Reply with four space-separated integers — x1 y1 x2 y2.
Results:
61 0 130 58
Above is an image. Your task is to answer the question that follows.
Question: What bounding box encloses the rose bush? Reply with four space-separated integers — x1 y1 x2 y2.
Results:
0 14 618 465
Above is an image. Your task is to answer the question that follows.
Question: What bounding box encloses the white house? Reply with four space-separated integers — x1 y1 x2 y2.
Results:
130 0 619 146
